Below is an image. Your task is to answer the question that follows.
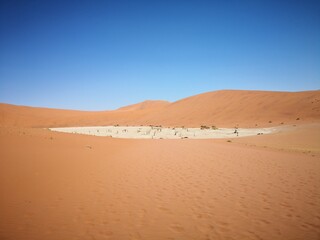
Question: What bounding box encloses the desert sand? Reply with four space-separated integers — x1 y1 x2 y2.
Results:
0 90 320 240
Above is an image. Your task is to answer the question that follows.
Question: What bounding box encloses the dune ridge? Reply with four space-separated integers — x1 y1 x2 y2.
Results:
117 100 170 111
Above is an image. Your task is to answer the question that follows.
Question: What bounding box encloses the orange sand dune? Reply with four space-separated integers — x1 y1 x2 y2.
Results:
1 90 319 128
0 103 157 128
0 127 319 240
143 90 320 127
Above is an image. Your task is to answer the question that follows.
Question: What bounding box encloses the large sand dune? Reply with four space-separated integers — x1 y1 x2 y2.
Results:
143 90 320 127
1 90 319 128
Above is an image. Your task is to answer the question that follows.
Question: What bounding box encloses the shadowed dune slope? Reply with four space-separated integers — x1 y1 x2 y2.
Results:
0 90 319 128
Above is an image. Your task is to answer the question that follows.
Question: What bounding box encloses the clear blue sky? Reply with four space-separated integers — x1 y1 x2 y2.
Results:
0 0 319 110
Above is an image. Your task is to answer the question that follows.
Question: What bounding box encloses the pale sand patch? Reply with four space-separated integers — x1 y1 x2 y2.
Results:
48 126 278 139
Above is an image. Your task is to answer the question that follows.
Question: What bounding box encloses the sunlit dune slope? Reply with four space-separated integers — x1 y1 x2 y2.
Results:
143 90 320 127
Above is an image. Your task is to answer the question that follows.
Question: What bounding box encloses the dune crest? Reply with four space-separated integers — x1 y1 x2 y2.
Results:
117 100 170 111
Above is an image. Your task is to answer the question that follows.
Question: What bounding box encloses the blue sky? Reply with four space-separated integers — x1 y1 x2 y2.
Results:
0 0 319 110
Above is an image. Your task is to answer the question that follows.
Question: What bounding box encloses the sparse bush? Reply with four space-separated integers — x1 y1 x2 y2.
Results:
227 140 232 143
201 125 210 130
296 117 300 120
211 125 218 130
268 120 272 123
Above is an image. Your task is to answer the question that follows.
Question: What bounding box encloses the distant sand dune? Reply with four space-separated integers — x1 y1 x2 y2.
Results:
1 90 319 128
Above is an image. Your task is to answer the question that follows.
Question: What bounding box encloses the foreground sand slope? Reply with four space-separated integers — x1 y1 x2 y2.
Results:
1 90 319 128
1 127 319 240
